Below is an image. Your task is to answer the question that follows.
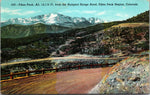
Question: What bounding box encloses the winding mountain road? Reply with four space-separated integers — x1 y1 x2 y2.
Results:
1 56 126 67
1 67 111 94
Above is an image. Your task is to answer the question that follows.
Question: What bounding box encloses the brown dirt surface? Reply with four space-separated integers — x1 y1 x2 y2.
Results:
112 23 149 28
1 67 111 94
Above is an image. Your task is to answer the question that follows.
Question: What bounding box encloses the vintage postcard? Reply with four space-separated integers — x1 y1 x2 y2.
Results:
1 0 149 94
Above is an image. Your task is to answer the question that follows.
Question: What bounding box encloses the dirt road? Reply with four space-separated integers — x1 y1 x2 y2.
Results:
1 67 111 94
1 56 125 67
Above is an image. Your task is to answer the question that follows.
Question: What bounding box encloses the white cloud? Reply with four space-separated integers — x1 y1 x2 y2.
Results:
60 10 80 13
125 14 129 17
97 11 106 15
116 13 122 17
1 7 41 15
59 10 107 17
123 6 126 9
61 10 72 13
82 11 97 14
1 17 6 22
61 10 99 14
116 13 129 18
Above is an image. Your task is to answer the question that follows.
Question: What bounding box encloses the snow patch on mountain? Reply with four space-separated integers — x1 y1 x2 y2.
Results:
1 13 104 27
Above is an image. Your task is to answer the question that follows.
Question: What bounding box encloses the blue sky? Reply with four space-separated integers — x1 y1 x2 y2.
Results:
1 0 149 22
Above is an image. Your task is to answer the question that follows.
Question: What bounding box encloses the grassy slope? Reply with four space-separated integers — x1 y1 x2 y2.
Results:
58 23 149 56
126 10 149 23
112 23 149 28
1 23 70 38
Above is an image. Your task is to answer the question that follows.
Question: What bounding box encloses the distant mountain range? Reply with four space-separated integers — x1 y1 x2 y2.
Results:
1 13 105 38
1 13 104 27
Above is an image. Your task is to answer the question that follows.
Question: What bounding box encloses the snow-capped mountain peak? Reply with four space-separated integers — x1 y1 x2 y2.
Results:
88 17 103 24
1 13 104 27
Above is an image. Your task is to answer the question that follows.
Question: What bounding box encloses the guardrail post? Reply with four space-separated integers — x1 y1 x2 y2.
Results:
78 65 80 69
10 72 13 79
26 70 29 77
99 64 101 67
56 68 58 72
67 66 69 71
105 63 108 66
90 64 93 68
42 68 45 74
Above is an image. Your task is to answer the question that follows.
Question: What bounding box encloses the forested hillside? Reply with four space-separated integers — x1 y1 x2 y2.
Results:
1 10 149 63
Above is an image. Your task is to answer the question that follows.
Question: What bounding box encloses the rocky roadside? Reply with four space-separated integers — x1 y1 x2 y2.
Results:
89 51 150 94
